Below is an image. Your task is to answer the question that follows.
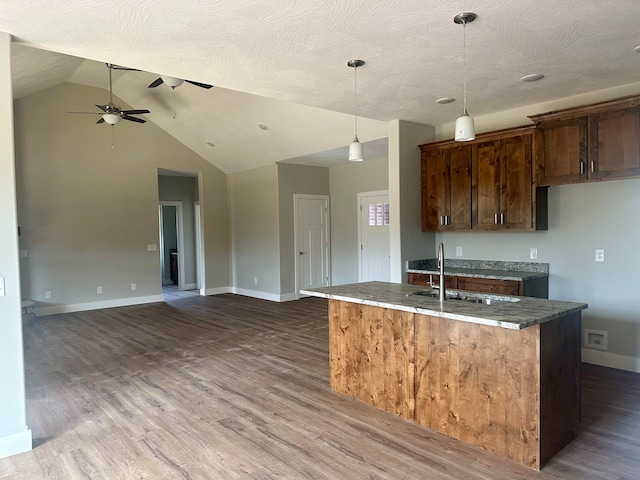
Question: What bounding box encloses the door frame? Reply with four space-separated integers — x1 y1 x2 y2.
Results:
357 190 390 282
293 194 331 299
194 201 205 295
159 201 185 290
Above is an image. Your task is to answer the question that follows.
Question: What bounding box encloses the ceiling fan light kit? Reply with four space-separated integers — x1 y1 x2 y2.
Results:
102 113 122 125
347 59 365 162
453 12 477 142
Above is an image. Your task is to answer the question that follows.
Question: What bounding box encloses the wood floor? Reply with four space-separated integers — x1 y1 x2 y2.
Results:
2 294 639 479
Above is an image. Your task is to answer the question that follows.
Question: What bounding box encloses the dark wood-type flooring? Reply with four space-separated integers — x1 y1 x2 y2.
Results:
2 294 639 479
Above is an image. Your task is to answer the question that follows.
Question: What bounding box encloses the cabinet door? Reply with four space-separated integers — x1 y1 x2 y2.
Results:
447 146 472 230
473 140 502 229
589 107 640 180
501 135 533 229
457 277 522 295
421 148 447 231
421 146 471 231
539 117 588 185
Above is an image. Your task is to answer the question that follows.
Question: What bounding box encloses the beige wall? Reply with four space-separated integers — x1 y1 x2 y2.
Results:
14 82 229 311
329 156 389 285
0 31 31 457
228 164 281 297
277 163 330 296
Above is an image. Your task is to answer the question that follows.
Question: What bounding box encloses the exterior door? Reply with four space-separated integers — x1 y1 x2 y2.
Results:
358 191 390 282
295 195 330 295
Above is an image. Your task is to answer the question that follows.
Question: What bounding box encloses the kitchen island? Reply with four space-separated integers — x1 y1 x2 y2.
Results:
301 281 588 470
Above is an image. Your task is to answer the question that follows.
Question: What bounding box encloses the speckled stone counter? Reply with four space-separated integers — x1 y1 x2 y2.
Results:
301 281 586 330
406 258 549 281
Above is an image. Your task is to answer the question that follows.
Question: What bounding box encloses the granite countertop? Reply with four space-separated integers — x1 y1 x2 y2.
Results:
301 281 587 330
406 259 549 281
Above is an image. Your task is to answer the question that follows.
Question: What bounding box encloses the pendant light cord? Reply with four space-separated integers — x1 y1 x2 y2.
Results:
462 19 467 114
353 64 359 140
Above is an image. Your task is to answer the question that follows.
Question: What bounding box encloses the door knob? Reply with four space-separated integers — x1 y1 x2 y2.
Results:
299 251 307 255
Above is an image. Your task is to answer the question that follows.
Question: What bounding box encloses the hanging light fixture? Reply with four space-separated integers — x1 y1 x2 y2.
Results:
102 113 122 125
453 12 477 142
347 59 365 161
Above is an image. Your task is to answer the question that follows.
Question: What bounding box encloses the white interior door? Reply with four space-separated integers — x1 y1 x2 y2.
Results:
294 195 330 296
358 191 390 282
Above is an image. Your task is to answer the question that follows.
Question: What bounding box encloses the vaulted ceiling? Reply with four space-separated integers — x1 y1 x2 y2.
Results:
3 1 640 173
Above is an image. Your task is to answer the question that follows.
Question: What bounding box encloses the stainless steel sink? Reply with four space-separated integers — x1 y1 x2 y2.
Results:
412 289 520 306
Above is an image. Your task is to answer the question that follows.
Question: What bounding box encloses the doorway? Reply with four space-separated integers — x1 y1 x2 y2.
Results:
294 194 330 297
159 201 184 289
358 190 390 282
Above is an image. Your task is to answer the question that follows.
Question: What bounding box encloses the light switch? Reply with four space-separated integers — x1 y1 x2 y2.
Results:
595 249 605 262
0 277 5 297
147 244 157 251
456 246 463 257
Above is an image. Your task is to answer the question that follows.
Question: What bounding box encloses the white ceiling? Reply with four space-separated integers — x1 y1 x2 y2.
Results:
3 1 640 173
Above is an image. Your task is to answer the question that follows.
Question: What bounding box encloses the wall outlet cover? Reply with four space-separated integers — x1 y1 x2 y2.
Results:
595 249 605 262
456 246 463 257
530 248 538 260
584 328 608 351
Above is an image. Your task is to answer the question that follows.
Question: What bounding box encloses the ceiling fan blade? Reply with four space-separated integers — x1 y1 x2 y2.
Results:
148 78 164 88
186 80 214 89
66 111 101 115
122 115 146 123
96 117 105 124
95 104 108 112
122 109 150 115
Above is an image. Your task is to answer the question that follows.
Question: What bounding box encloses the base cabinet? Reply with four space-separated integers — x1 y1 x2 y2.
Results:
329 300 581 470
407 272 548 298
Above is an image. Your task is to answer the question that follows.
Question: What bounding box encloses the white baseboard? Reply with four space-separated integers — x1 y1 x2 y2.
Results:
202 286 231 296
231 287 297 303
582 348 640 374
34 295 164 317
0 428 32 459
182 283 197 290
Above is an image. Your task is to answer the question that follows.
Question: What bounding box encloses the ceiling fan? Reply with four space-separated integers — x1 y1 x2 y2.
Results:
67 63 150 125
148 75 213 90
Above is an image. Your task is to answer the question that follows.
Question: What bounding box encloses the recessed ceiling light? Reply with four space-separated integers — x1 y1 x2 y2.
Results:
257 122 269 130
436 97 455 104
206 140 216 147
634 45 640 53
520 74 544 83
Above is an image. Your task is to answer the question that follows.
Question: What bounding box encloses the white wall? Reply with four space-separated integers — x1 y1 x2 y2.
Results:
0 31 32 459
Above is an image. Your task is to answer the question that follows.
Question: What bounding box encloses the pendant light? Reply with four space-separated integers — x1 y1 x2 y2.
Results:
347 59 365 162
454 12 477 142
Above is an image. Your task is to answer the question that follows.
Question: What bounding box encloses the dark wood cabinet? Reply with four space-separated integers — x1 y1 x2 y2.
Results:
407 272 457 289
420 126 547 232
472 134 534 230
530 95 640 185
421 145 471 231
456 277 521 296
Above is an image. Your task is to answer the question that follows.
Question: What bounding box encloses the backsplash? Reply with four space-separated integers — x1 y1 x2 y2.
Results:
407 258 549 273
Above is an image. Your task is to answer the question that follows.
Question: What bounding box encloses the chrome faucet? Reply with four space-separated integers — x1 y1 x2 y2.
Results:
438 242 446 302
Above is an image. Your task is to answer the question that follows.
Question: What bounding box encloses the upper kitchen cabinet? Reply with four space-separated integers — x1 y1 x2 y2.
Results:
530 95 640 185
420 126 547 232
472 132 534 230
421 143 472 231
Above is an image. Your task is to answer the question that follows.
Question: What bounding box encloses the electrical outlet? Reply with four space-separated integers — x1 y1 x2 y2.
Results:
97 286 103 294
456 246 463 257
254 277 258 285
131 283 137 291
595 249 605 262
45 291 52 299
530 248 538 260
147 244 157 251
19 249 28 258
0 277 5 297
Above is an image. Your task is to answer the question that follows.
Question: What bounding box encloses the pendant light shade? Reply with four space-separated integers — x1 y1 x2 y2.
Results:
349 136 364 162
453 12 477 142
102 113 122 125
347 59 365 161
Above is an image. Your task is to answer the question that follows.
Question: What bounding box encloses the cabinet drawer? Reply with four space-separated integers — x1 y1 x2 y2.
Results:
408 273 457 289
457 277 522 295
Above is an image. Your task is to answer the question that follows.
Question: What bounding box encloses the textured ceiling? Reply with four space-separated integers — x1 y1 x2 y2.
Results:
3 0 640 172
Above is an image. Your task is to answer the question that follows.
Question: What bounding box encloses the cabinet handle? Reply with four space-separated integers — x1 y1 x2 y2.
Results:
494 213 498 225
500 213 505 224
580 161 585 175
591 161 596 173
445 215 450 226
440 215 444 226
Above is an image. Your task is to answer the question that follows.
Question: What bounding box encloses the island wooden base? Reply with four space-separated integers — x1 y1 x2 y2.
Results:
328 300 581 470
